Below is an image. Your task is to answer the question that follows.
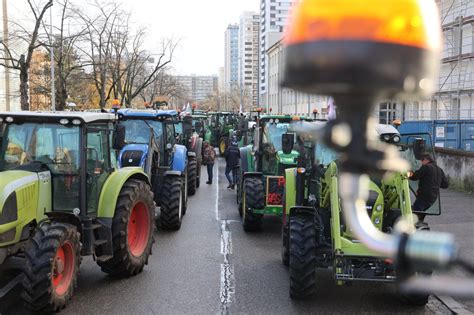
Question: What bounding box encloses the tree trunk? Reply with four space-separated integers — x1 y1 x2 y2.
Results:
20 67 29 111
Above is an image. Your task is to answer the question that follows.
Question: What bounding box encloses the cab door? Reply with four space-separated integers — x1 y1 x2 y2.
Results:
86 125 112 214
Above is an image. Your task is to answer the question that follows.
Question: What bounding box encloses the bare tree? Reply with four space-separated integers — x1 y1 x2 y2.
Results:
0 0 53 110
118 37 178 107
78 0 123 108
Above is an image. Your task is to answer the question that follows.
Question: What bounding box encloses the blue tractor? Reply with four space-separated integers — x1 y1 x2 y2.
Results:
117 109 190 230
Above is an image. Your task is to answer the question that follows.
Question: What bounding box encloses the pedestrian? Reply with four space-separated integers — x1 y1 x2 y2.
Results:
224 140 240 190
408 153 449 222
203 141 216 184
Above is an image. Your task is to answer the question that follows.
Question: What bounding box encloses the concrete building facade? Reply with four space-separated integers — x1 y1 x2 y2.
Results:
224 24 239 93
238 11 260 109
175 75 218 103
267 38 328 118
259 0 293 107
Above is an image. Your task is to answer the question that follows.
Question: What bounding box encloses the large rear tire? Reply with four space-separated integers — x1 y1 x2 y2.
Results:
22 222 81 312
242 177 264 232
188 157 197 196
289 213 317 299
196 160 202 188
98 179 155 276
282 222 290 266
160 176 183 230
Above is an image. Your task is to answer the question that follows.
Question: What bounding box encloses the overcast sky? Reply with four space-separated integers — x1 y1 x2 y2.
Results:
123 0 260 75
7 0 260 76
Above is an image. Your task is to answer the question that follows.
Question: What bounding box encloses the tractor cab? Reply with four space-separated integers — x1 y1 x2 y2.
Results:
253 116 309 175
0 112 119 217
117 109 185 171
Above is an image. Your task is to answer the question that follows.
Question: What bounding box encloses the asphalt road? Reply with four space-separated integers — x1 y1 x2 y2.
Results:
2 158 473 314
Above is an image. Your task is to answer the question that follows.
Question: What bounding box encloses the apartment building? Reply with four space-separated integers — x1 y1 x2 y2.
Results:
238 11 260 109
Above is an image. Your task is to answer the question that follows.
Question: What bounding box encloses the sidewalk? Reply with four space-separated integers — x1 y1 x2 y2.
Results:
428 189 474 311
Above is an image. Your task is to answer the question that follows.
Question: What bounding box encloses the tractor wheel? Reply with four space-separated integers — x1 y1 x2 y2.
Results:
22 222 81 312
195 138 203 189
188 157 197 196
98 179 155 276
289 213 317 299
242 177 264 232
219 137 227 156
196 160 202 188
160 175 183 230
182 169 188 215
397 218 430 308
282 222 290 266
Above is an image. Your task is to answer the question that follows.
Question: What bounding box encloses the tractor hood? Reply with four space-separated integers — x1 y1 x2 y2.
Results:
277 150 300 165
119 144 149 168
0 171 40 246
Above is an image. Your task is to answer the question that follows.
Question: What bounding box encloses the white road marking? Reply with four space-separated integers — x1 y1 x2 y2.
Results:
216 161 236 314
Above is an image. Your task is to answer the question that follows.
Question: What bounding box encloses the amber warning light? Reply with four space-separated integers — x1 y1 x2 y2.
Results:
285 0 441 50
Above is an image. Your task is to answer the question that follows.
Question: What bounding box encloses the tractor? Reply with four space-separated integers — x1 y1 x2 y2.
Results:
237 115 312 231
190 109 209 140
117 109 190 230
0 112 155 312
282 122 439 305
176 113 204 194
206 112 237 155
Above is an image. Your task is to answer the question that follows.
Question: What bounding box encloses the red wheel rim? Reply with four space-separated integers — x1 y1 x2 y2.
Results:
52 241 75 296
128 202 150 257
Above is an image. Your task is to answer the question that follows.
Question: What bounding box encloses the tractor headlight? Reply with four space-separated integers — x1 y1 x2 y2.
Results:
5 117 14 123
383 135 391 141
72 119 81 126
0 117 3 123
392 135 401 143
59 119 69 125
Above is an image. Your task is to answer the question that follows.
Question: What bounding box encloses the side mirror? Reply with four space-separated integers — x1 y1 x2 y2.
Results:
282 133 295 154
413 138 426 160
113 124 126 150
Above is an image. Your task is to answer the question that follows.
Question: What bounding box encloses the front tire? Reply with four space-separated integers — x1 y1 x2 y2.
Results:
289 214 317 299
160 176 183 230
188 157 197 196
98 179 155 276
242 177 264 232
22 222 81 312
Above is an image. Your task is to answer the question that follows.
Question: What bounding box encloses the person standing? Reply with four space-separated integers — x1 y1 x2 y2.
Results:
224 140 240 190
203 141 216 184
408 153 449 221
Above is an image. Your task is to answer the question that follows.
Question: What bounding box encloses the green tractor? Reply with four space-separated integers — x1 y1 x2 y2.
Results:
282 123 439 305
206 112 237 155
0 112 155 312
237 115 311 231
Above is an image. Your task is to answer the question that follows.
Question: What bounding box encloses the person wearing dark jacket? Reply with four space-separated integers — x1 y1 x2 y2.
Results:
224 141 240 190
408 153 449 220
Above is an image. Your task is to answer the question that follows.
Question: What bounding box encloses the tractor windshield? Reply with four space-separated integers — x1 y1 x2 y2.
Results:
121 119 163 144
0 122 80 174
263 123 291 152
